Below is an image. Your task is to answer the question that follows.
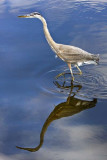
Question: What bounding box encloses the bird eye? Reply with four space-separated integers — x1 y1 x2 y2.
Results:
34 12 41 15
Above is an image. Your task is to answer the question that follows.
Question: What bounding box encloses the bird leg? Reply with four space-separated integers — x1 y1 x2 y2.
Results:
75 65 82 75
67 63 74 81
55 72 65 79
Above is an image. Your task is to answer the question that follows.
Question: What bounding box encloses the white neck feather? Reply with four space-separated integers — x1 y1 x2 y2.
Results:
38 16 57 51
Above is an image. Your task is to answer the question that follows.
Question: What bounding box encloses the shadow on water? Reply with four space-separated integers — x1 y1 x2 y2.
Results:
16 80 97 152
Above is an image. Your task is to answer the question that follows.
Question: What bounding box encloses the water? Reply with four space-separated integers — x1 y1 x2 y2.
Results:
0 0 107 160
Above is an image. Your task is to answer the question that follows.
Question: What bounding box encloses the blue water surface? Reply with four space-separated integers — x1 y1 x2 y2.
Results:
0 0 107 160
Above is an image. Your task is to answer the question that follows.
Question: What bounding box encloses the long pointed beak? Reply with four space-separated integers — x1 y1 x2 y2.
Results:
18 15 30 18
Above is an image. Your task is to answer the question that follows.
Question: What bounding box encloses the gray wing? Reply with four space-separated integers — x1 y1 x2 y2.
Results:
58 44 98 64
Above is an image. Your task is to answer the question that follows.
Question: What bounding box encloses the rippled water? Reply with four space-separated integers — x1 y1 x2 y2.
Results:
0 0 107 160
38 54 107 100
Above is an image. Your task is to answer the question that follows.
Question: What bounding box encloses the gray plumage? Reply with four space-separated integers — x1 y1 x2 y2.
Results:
18 12 99 80
55 44 99 64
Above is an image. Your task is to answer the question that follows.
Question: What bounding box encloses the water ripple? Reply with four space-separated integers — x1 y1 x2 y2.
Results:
37 54 107 100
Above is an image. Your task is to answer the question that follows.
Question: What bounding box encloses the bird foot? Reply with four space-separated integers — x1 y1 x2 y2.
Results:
55 72 65 79
55 72 75 81
74 72 82 75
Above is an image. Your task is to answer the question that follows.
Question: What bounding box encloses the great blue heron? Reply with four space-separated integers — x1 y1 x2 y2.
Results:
18 12 99 81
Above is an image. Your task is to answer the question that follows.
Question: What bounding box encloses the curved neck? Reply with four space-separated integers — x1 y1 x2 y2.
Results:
39 16 57 50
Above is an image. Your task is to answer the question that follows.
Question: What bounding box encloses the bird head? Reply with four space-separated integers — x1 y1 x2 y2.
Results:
18 12 41 18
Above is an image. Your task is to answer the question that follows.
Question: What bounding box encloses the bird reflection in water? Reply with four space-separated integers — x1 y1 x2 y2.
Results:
16 81 97 152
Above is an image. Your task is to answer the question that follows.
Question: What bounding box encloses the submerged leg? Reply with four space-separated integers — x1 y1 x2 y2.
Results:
75 65 82 75
67 63 74 81
55 72 65 79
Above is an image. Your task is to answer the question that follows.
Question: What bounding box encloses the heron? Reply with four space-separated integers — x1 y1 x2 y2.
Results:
18 12 99 81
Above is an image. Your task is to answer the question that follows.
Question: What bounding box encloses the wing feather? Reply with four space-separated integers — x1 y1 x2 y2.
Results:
58 44 99 64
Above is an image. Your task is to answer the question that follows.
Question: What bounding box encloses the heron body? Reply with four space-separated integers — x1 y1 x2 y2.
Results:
18 12 99 80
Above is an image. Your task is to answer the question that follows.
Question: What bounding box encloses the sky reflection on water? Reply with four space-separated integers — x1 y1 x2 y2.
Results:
0 0 107 160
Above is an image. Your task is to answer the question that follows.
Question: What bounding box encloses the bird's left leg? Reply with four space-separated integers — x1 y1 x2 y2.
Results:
67 63 74 81
55 72 65 79
75 65 82 75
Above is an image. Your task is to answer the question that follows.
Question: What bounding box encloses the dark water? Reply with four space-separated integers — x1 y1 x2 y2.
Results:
0 0 107 159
